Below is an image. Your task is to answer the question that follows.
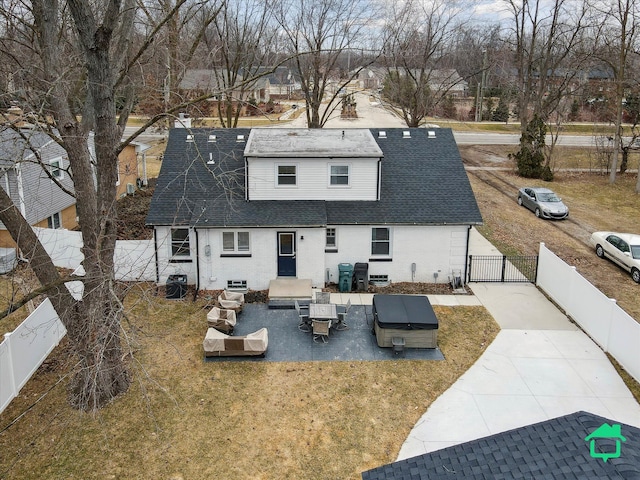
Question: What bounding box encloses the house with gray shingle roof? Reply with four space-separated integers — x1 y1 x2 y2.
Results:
146 127 482 291
0 127 80 248
361 411 640 479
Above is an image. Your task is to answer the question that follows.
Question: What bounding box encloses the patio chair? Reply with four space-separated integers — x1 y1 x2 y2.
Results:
206 307 237 334
295 300 311 332
218 290 245 313
314 291 331 304
335 299 351 330
312 319 331 343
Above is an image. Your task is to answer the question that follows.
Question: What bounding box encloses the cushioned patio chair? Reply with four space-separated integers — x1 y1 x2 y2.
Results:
203 327 268 357
312 319 331 343
206 307 237 334
218 290 245 313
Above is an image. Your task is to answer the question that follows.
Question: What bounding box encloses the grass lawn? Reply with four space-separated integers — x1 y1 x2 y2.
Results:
0 285 499 479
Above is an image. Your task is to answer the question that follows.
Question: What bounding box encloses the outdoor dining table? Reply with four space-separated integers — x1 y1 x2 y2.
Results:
308 303 338 323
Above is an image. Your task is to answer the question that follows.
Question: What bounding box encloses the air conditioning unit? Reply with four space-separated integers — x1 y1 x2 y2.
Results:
126 183 135 195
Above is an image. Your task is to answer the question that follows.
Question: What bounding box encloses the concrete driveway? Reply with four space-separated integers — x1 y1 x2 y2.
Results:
396 229 640 460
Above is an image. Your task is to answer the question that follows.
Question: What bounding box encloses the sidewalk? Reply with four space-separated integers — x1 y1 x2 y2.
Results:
396 230 640 461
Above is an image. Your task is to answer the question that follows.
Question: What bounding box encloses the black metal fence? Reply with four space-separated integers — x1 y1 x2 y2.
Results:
468 255 538 283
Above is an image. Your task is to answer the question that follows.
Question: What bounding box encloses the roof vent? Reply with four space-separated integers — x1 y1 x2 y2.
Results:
378 131 387 138
403 131 411 138
428 130 436 138
207 152 215 165
236 134 245 142
186 134 194 143
208 134 217 143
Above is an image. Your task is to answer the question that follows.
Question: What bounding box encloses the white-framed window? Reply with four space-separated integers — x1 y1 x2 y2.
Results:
222 231 250 253
50 158 63 179
47 212 61 229
371 227 390 256
326 228 337 249
277 165 297 186
171 228 190 257
329 164 349 186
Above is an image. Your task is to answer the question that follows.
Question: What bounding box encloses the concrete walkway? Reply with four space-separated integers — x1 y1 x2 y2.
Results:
396 230 640 461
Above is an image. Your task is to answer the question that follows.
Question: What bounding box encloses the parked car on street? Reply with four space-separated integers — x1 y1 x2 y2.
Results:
517 187 569 219
590 231 640 283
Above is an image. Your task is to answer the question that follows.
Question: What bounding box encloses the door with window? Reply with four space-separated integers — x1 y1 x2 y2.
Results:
277 232 296 277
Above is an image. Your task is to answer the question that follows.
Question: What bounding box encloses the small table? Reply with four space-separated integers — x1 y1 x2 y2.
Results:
309 303 337 321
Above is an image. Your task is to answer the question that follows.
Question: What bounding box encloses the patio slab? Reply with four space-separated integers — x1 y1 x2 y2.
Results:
203 303 444 362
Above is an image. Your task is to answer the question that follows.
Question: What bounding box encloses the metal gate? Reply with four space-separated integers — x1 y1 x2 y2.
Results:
468 255 538 283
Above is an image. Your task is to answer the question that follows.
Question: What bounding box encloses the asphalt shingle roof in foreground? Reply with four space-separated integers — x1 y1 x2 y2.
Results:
146 127 482 227
361 411 640 480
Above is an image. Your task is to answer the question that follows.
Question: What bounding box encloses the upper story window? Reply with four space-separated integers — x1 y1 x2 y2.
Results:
171 228 190 257
371 227 390 256
277 165 297 186
222 231 250 253
329 165 349 186
50 158 63 179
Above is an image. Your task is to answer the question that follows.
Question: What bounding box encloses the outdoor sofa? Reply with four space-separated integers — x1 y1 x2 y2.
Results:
203 327 268 357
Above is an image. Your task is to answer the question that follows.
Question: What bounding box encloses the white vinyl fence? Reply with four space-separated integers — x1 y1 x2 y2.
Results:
0 299 66 413
537 243 640 383
34 227 155 281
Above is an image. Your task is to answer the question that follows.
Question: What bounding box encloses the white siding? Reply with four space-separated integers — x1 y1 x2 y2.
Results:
155 225 471 291
197 227 326 291
247 157 379 201
323 225 470 285
155 226 198 285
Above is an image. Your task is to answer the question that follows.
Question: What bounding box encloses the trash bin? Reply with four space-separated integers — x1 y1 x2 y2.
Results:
166 274 187 299
353 262 369 292
338 263 354 292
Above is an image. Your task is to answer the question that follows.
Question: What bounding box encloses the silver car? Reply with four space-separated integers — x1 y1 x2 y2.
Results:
590 231 640 283
517 187 569 219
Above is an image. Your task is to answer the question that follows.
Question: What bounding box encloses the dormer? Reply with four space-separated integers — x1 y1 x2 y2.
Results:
244 129 383 201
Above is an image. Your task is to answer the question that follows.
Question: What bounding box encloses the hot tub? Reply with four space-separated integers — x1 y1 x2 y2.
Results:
373 294 438 349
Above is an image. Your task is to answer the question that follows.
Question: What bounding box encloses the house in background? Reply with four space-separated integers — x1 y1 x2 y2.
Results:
117 140 149 197
146 127 482 292
0 127 79 248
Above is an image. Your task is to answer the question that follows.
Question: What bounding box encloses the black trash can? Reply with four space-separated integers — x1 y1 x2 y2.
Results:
353 262 369 292
166 274 187 299
338 263 354 292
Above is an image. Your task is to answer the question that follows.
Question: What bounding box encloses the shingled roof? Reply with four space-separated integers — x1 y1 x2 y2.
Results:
146 127 482 228
361 411 640 480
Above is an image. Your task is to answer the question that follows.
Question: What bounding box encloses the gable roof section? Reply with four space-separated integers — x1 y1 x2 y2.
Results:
361 411 640 480
146 127 482 228
0 128 54 168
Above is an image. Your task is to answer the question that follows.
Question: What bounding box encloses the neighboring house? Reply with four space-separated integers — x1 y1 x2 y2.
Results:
385 68 469 98
179 69 270 104
0 128 79 248
146 127 482 292
361 411 640 479
117 141 149 197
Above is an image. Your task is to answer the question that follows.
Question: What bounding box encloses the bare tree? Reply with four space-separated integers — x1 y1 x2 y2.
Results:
203 0 277 127
272 0 380 128
0 0 214 411
380 0 466 127
504 0 590 179
593 0 640 188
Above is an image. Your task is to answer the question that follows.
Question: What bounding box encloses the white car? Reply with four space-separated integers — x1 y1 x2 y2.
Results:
590 231 640 283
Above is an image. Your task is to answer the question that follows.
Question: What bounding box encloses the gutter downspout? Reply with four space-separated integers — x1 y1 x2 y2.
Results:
153 228 159 287
245 157 249 201
464 225 472 284
194 228 200 301
376 157 382 200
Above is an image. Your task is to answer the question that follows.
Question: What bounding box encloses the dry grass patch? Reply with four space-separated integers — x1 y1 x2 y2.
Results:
0 286 498 479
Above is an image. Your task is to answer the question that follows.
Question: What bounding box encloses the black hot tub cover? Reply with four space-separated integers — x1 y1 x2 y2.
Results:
373 294 439 330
